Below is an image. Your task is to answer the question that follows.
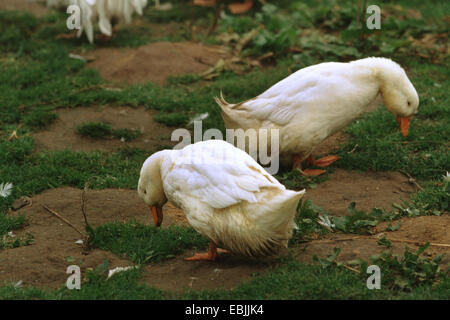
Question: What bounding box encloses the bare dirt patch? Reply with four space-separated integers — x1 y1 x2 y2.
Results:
86 42 229 85
0 0 48 17
140 253 275 293
0 187 185 289
304 169 418 216
33 106 176 153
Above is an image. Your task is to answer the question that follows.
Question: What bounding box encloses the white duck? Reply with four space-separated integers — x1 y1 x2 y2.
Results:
138 140 305 261
216 57 419 176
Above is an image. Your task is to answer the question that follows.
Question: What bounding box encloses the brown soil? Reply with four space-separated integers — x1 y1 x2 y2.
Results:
0 187 186 289
304 169 418 216
0 0 48 17
140 253 274 293
33 106 176 153
86 42 229 85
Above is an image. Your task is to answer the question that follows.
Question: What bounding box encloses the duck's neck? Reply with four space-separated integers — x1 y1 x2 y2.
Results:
351 57 400 95
143 151 168 206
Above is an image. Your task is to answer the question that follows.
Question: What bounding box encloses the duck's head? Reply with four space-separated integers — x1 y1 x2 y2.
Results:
138 151 167 227
376 58 419 137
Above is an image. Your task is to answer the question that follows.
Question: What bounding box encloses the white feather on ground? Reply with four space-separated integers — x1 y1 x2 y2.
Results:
0 182 13 198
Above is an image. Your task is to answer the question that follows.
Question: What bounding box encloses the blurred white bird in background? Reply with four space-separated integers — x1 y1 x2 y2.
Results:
46 0 149 43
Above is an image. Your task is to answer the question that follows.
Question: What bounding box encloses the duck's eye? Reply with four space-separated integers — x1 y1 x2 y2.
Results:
407 101 411 106
144 190 147 195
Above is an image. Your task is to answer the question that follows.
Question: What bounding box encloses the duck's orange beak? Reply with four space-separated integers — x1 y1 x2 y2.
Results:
151 205 163 227
396 115 411 137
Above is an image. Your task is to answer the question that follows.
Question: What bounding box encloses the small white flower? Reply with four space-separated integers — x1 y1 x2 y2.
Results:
317 215 335 231
0 182 13 198
188 113 209 126
443 171 450 183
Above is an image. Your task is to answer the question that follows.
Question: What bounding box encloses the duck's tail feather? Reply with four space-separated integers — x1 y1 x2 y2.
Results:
215 91 235 111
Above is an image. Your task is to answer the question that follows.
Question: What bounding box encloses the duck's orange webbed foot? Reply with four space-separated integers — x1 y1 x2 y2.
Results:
302 169 327 176
185 241 227 261
307 155 339 167
291 154 333 176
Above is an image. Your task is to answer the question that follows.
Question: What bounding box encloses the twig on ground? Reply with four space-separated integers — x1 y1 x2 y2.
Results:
42 205 86 237
81 183 91 229
347 144 359 154
399 170 424 191
343 264 361 274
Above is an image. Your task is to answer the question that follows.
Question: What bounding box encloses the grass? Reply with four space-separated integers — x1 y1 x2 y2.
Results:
76 122 141 141
87 220 208 264
0 0 448 300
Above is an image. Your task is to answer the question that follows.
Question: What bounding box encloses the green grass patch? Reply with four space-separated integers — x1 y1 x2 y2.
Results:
76 122 141 142
0 213 27 238
87 220 209 264
22 111 58 131
0 231 34 249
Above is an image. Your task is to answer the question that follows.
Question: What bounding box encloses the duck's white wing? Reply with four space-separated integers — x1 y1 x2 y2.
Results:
164 141 283 209
235 63 343 126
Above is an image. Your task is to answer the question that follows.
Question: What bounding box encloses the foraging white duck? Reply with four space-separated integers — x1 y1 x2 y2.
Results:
216 57 419 176
137 140 305 261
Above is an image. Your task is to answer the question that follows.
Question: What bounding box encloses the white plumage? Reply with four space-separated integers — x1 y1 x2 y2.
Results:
138 140 305 259
47 0 148 43
217 57 419 172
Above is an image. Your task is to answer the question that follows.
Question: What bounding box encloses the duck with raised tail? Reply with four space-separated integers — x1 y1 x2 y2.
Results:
216 57 419 176
138 140 305 261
